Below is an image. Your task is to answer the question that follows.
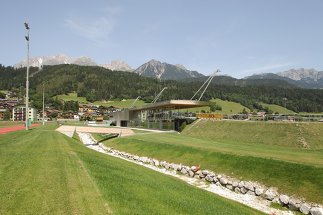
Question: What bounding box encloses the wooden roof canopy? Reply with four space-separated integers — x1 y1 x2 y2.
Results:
130 100 210 111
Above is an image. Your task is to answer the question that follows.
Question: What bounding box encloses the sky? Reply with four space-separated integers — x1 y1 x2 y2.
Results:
1 0 323 78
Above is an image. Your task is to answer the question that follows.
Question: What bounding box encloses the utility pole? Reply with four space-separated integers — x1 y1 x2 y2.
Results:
24 22 30 130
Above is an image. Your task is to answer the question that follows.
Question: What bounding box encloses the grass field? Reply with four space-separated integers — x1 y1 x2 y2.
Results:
260 103 295 114
181 98 250 114
93 99 146 108
0 124 261 214
103 120 323 204
55 92 88 103
55 92 146 108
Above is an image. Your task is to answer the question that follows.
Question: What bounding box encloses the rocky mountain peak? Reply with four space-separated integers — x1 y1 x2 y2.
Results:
14 54 97 68
134 59 204 80
277 68 323 81
175 64 186 70
100 60 133 71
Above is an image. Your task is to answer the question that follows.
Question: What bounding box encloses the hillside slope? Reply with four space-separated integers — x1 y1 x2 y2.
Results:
1 64 323 113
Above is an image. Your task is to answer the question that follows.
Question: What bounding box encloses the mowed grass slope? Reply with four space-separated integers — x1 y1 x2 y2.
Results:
104 121 323 204
0 125 261 214
182 98 250 114
184 120 323 149
55 92 146 108
93 99 146 108
260 103 295 114
55 92 88 103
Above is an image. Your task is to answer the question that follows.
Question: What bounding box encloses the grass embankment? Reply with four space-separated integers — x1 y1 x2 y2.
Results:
55 92 146 108
104 121 323 204
260 103 295 114
181 98 250 114
93 99 146 108
55 92 88 103
0 124 261 214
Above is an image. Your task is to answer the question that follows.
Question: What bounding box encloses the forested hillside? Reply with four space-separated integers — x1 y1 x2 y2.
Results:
1 64 322 112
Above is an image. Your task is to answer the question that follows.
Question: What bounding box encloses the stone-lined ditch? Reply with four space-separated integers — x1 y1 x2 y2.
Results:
77 132 323 215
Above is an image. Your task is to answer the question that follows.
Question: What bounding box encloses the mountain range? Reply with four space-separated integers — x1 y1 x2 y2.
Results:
14 55 204 80
246 68 323 89
14 55 323 88
133 59 204 80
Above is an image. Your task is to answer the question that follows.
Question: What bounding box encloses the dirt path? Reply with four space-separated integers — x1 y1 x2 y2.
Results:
56 125 135 137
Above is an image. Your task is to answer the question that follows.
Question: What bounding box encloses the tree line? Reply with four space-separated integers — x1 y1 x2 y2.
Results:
0 64 322 113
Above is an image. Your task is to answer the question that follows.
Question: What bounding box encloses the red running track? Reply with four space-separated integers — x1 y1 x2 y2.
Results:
0 124 40 135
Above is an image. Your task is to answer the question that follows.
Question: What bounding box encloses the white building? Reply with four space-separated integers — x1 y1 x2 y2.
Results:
12 105 37 123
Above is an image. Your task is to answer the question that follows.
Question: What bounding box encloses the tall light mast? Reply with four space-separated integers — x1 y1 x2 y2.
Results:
24 22 30 130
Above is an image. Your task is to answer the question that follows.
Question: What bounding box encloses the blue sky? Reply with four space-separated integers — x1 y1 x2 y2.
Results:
1 0 323 78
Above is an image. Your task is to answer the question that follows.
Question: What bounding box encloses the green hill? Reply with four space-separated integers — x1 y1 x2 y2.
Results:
260 103 295 114
1 64 323 113
55 92 146 108
56 92 88 103
182 98 250 114
105 120 323 204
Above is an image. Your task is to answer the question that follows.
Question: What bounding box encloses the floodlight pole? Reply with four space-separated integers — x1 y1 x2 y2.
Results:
42 82 45 125
24 22 30 130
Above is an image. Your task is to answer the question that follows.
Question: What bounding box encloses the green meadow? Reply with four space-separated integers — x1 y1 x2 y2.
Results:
93 99 146 108
260 102 295 114
0 124 261 214
55 92 88 103
181 98 250 114
104 120 323 204
55 92 146 108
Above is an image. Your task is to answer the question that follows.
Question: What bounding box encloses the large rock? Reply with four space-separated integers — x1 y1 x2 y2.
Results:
310 207 323 215
181 168 188 175
279 195 290 205
202 170 209 175
232 181 239 187
264 188 277 201
164 163 170 169
240 187 247 194
154 160 160 166
234 187 241 193
238 181 245 188
219 177 228 185
300 203 311 215
288 198 301 211
199 172 205 178
208 172 215 177
244 182 254 191
190 166 197 172
188 170 195 177
226 184 233 190
254 187 264 196
213 177 218 183
205 175 214 182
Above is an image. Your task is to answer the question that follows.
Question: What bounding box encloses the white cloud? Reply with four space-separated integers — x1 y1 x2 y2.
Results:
64 7 120 46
